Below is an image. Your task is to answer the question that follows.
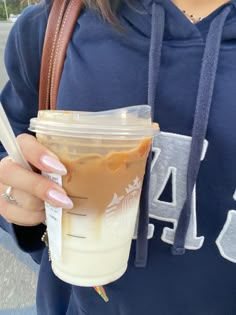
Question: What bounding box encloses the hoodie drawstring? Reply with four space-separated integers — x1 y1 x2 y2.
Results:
135 3 165 267
135 3 232 266
172 6 231 254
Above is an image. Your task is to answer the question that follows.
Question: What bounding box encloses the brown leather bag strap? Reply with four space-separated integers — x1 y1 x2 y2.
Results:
39 0 83 110
50 0 83 109
39 0 67 110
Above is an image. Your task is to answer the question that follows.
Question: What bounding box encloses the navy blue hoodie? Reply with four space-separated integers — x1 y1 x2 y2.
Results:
0 0 236 314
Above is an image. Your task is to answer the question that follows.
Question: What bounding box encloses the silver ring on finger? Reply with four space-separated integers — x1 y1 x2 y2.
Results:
1 186 20 206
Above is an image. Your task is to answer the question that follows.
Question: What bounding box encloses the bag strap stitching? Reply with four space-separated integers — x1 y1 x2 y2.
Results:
50 0 77 109
46 2 67 109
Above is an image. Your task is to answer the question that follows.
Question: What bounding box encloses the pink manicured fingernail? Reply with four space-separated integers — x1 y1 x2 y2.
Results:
40 155 67 175
47 189 73 209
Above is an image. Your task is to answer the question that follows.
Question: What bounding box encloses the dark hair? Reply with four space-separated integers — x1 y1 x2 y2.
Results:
84 0 121 25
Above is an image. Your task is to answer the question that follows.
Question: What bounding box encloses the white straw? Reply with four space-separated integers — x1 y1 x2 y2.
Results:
0 103 32 171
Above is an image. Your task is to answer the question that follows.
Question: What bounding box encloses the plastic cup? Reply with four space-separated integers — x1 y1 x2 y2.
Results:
29 105 158 286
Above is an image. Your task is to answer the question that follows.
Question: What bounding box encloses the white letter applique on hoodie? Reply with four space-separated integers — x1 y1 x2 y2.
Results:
216 190 236 263
149 132 208 250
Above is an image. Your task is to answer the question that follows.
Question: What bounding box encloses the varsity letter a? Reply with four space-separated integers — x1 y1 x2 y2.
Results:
149 132 207 250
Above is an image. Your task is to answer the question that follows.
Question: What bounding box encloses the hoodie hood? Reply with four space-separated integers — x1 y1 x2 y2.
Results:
121 0 236 41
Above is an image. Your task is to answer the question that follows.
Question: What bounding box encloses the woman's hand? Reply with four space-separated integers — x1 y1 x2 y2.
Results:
0 133 73 226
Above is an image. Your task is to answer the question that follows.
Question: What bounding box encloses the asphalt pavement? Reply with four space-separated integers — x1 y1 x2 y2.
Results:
0 21 12 90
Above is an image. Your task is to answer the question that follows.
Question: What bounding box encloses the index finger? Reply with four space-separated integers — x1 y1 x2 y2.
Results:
17 133 67 175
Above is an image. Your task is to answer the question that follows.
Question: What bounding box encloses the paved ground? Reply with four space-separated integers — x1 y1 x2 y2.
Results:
0 21 38 315
0 21 12 90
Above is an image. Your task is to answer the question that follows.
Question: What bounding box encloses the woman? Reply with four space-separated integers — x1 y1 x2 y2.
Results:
0 0 236 314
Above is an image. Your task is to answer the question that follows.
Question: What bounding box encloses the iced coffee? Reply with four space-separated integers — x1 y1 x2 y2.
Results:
29 106 158 286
